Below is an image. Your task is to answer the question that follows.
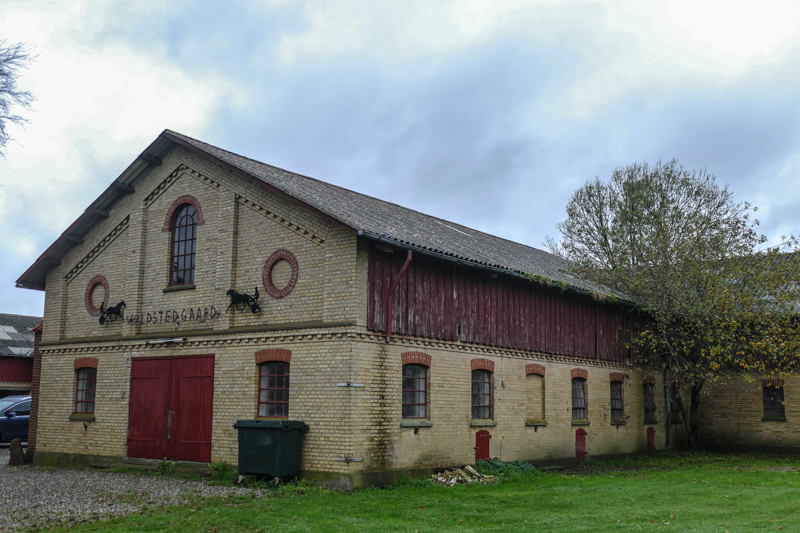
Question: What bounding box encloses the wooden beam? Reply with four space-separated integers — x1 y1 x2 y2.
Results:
64 234 84 244
113 182 135 193
143 155 162 166
86 208 109 218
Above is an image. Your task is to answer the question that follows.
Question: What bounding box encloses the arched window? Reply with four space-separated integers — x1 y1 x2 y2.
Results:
472 370 493 419
170 204 197 285
402 364 428 419
258 361 290 417
572 377 587 419
76 367 97 414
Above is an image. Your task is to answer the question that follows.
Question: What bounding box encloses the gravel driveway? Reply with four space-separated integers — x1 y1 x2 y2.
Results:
0 446 260 531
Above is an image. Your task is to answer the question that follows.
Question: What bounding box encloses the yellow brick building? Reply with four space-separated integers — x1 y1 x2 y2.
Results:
18 131 686 488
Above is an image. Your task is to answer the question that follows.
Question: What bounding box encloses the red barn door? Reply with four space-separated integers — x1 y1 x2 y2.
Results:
128 355 214 462
475 430 491 461
575 429 587 461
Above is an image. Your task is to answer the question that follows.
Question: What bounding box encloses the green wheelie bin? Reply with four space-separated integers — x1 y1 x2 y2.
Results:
233 419 309 477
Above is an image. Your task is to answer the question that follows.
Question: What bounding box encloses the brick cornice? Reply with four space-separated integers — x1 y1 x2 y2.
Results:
255 348 291 365
571 368 588 379
74 357 98 370
401 351 431 367
471 358 495 372
525 363 545 376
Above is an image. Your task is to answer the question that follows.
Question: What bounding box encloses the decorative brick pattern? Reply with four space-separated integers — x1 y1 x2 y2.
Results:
262 249 299 299
571 368 588 379
84 275 109 317
255 348 292 365
643 375 655 384
471 358 495 372
74 357 99 370
162 195 205 232
401 351 431 367
525 363 545 376
610 372 625 382
761 378 784 388
64 217 129 284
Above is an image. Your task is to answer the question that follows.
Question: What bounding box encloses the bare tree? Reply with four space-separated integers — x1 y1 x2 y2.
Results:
0 41 34 156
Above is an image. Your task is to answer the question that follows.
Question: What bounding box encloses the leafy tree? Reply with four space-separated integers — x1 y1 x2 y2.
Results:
0 41 34 156
548 159 800 450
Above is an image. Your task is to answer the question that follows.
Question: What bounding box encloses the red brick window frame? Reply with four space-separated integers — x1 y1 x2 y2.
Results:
526 364 545 376
167 200 200 286
74 357 98 414
255 349 291 418
84 275 109 317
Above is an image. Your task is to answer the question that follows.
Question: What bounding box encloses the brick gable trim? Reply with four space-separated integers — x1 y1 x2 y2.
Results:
471 358 495 372
74 357 98 370
525 363 545 376
401 351 431 367
571 368 588 379
161 195 205 232
255 348 292 365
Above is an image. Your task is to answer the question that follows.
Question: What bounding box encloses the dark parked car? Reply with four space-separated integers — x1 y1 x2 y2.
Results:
0 396 31 443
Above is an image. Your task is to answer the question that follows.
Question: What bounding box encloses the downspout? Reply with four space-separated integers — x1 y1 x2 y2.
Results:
386 250 413 343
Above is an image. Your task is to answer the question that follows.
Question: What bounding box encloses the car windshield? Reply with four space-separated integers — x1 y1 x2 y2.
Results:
0 398 21 414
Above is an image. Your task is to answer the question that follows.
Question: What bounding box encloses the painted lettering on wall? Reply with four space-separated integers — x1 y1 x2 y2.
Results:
126 306 219 325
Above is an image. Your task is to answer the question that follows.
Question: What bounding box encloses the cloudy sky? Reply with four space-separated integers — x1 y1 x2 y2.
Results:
2 0 800 317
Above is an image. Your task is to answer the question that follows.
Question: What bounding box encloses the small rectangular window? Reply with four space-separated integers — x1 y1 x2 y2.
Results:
76 368 97 414
764 386 785 418
572 378 587 419
472 370 493 419
643 383 656 420
402 364 428 419
670 389 682 424
258 362 290 417
610 381 624 419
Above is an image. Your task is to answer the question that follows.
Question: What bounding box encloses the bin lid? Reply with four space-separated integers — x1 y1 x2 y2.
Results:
233 419 309 430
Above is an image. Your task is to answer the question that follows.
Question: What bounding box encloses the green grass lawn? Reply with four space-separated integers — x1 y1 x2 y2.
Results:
46 453 800 532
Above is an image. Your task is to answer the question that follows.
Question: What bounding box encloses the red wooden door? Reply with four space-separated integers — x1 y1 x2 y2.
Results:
647 427 656 456
475 430 491 461
575 428 587 461
128 355 214 462
128 358 170 460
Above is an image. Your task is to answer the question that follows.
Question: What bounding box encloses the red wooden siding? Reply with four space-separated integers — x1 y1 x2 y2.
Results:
368 246 641 363
0 357 33 383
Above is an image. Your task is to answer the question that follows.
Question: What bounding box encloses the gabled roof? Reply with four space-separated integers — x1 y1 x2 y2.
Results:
0 314 40 357
17 130 628 302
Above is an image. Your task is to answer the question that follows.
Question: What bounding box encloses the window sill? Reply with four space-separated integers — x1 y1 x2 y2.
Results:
571 419 590 426
163 284 195 293
400 419 433 428
525 419 547 427
470 419 497 427
69 413 96 422
256 416 288 420
610 419 626 426
644 418 658 426
762 416 787 422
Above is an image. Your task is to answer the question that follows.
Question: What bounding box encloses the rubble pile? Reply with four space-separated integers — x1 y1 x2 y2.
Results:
430 465 499 486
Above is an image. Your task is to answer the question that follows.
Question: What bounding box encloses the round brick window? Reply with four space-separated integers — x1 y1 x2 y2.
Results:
262 249 299 299
85 275 110 317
